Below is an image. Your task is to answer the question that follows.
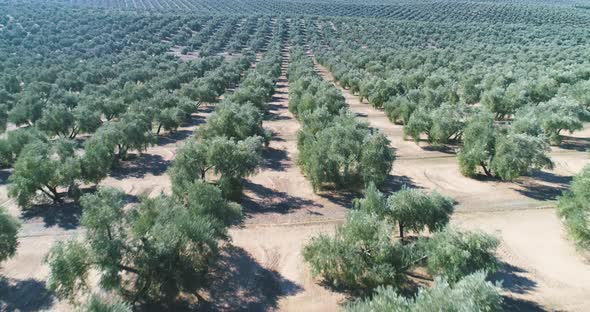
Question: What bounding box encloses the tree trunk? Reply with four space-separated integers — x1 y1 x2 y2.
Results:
480 162 493 177
40 185 62 203
399 222 404 241
69 127 80 139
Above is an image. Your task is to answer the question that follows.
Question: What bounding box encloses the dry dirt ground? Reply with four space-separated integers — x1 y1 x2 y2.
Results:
1 48 590 311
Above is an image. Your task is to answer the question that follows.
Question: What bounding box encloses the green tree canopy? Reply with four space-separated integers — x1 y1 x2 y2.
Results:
169 135 262 199
198 101 271 145
515 96 589 145
404 103 465 148
557 165 590 250
303 209 418 291
421 228 500 283
346 272 503 312
0 127 47 168
46 184 240 304
298 113 394 191
9 140 81 206
80 294 132 312
386 188 454 240
0 207 20 263
458 109 554 180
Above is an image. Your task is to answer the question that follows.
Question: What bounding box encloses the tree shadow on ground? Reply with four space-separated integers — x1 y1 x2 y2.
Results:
266 103 291 121
20 201 82 230
260 146 289 172
0 169 11 185
420 143 459 155
110 153 170 180
381 174 421 193
156 129 193 146
317 188 359 208
514 171 572 201
490 262 537 295
316 174 420 207
0 277 54 312
269 131 286 142
502 296 548 312
203 245 303 311
242 181 323 215
558 136 590 152
20 188 139 229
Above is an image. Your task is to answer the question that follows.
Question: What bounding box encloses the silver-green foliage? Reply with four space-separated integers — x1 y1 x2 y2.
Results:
514 96 589 145
386 187 454 239
79 294 132 312
422 228 500 283
9 139 82 206
346 272 503 312
302 209 418 291
46 183 240 303
458 109 554 181
0 206 20 262
557 166 590 250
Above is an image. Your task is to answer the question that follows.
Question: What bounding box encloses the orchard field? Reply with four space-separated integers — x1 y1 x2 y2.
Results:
1 0 590 311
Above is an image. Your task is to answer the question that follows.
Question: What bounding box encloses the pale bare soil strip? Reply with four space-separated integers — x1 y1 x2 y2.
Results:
222 47 346 311
311 56 590 311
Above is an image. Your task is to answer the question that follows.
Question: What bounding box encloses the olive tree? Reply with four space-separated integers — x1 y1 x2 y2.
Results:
304 185 500 295
458 109 553 180
146 91 192 135
84 113 154 164
298 113 394 191
112 113 155 159
480 87 512 120
404 103 465 147
0 104 8 134
9 140 81 206
180 77 219 105
8 82 53 126
421 228 500 283
80 126 119 184
36 104 77 138
302 209 418 291
517 97 589 145
490 133 554 181
569 80 590 109
346 272 503 312
198 101 271 145
384 93 419 125
0 207 20 263
169 135 262 200
557 165 590 249
0 127 46 168
80 294 132 312
45 184 240 304
386 188 454 240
